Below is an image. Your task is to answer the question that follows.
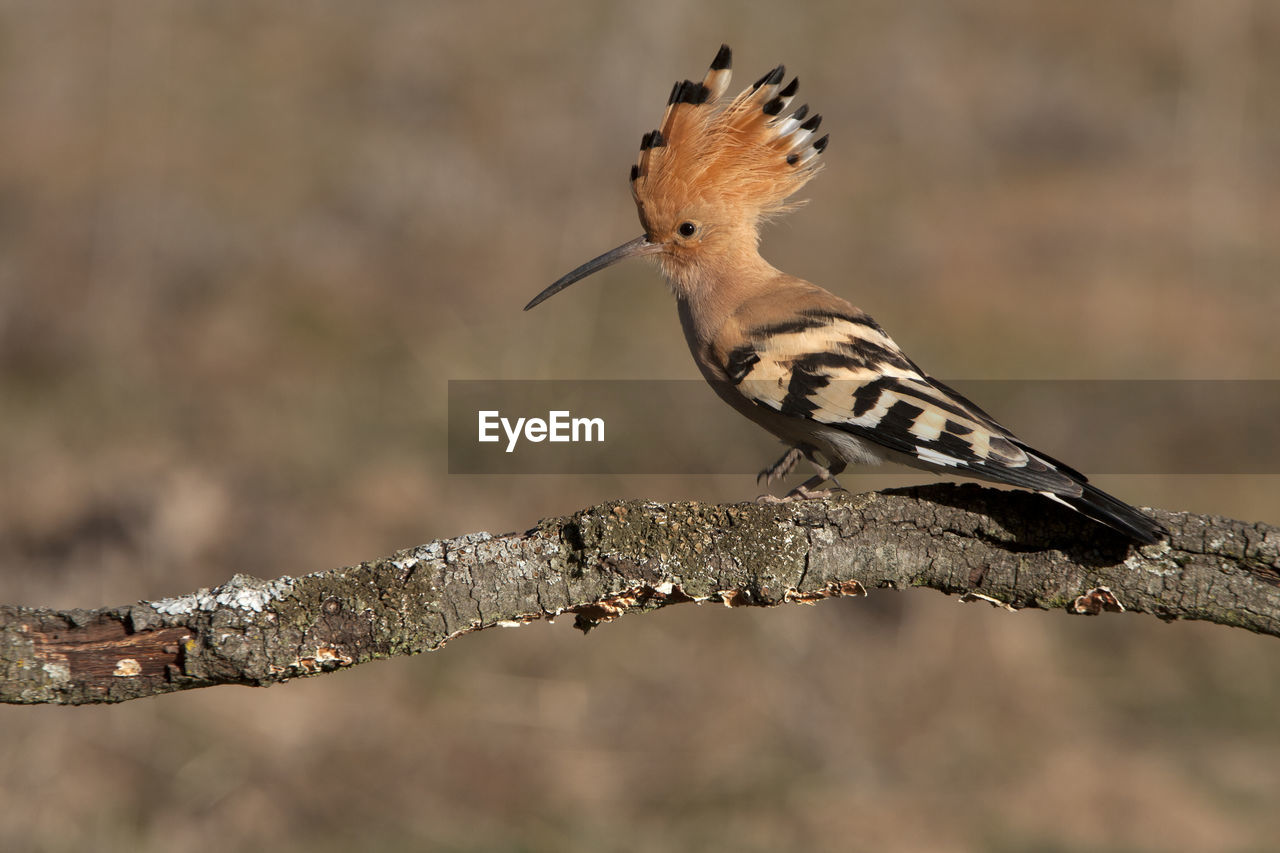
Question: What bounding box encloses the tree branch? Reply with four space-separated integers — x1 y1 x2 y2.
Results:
3 484 1277 705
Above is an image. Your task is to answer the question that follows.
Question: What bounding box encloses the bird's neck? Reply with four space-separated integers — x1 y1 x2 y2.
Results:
673 246 782 353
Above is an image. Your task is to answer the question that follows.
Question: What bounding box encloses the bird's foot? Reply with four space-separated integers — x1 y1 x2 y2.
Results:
756 483 831 503
758 466 841 502
757 449 849 501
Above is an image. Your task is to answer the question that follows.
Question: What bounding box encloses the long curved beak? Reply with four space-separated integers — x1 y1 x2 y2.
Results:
524 235 660 311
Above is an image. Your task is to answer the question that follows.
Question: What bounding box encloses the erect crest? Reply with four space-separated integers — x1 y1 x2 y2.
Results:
630 45 828 225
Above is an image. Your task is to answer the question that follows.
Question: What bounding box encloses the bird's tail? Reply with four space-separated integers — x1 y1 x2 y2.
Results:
1044 483 1166 545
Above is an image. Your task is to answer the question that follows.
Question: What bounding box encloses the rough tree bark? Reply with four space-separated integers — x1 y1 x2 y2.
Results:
2 484 1277 705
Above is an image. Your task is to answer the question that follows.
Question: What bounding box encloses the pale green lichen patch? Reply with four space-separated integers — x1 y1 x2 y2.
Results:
42 661 71 682
150 574 297 617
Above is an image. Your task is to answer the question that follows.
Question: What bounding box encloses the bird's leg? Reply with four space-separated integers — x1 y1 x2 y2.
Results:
758 448 847 502
825 459 847 492
757 446 804 488
785 457 847 499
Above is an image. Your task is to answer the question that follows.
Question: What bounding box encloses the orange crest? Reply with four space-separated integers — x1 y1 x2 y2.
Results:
630 45 828 230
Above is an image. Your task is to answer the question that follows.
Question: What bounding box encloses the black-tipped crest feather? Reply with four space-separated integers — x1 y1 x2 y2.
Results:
632 47 827 219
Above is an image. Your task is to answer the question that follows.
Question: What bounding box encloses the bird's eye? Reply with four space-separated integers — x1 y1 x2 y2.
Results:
677 222 697 238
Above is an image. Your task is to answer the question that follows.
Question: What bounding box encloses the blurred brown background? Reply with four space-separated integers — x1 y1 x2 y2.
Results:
2 2 1278 851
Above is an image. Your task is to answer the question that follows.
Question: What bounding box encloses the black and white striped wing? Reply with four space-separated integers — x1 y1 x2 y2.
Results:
725 308 1083 493
723 306 1165 543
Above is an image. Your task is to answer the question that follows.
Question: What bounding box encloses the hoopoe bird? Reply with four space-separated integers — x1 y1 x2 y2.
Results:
525 45 1165 545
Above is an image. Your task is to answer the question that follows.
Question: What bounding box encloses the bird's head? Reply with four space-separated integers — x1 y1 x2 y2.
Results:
525 45 828 311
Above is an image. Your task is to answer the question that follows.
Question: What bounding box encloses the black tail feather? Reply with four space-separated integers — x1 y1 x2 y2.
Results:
1051 483 1166 545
